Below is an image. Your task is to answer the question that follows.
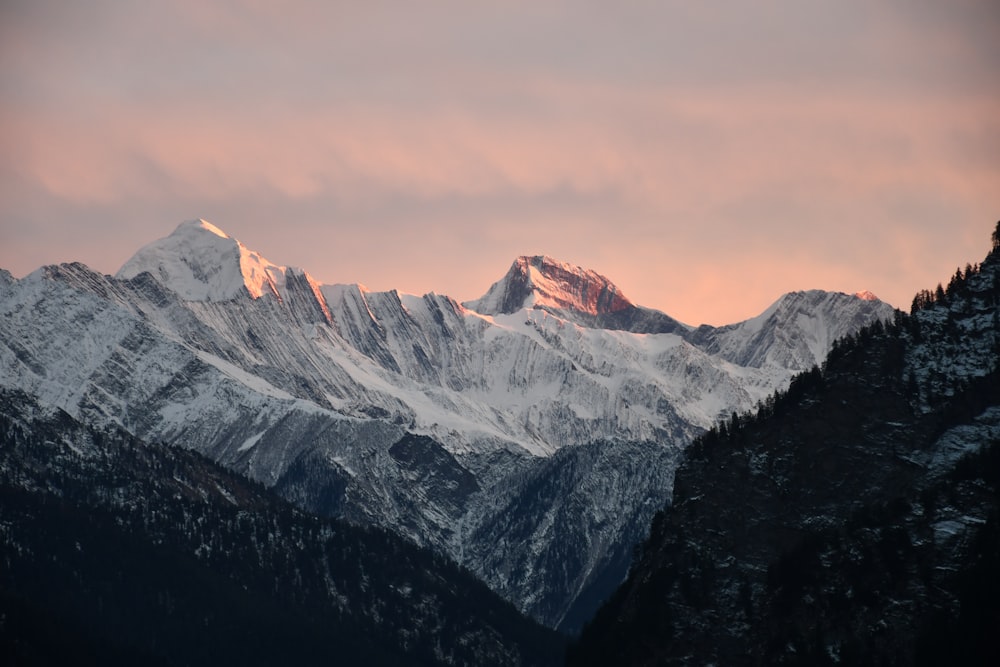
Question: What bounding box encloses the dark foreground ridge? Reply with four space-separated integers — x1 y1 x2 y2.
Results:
571 223 1000 666
0 389 565 667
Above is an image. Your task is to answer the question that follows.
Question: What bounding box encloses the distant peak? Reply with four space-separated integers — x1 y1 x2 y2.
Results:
465 255 634 317
854 290 880 301
117 219 289 302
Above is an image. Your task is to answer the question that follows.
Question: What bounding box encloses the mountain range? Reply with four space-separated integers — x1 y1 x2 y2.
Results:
1 219 894 634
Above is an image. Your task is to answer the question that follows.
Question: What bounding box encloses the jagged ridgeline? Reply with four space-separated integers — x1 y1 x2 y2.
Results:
570 223 1000 666
0 220 894 634
0 390 565 666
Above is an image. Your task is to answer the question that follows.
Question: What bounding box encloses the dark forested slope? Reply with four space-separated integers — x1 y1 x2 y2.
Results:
0 390 564 667
571 223 1000 666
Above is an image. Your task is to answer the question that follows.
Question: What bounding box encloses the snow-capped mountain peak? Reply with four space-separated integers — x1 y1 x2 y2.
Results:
187 218 229 239
854 289 880 301
465 255 634 317
117 219 291 302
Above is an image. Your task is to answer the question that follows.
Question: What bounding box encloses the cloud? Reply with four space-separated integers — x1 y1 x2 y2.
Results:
1 1 998 324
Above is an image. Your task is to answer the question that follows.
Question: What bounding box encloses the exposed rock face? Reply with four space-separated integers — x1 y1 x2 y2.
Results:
464 439 682 632
467 255 634 317
465 255 689 334
0 221 894 631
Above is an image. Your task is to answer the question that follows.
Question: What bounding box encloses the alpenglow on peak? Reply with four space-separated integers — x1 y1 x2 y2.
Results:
464 255 634 317
854 290 881 302
116 219 317 303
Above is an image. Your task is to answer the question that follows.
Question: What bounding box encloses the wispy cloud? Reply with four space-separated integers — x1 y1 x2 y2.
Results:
1 1 997 324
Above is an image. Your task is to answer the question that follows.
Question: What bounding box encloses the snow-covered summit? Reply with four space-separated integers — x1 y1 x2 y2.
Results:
465 255 634 317
854 290 880 301
689 289 896 369
117 219 298 302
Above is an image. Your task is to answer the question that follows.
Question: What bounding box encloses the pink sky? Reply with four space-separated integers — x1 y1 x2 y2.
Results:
1 1 998 325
